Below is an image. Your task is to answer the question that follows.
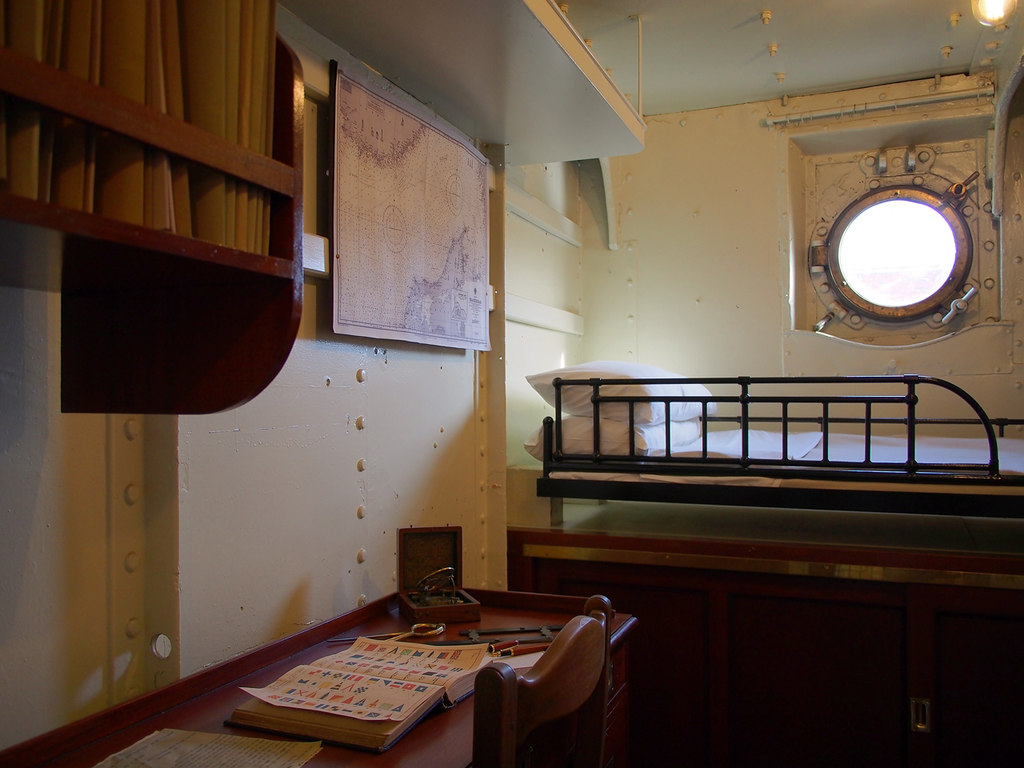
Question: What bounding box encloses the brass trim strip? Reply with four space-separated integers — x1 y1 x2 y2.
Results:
521 544 1024 591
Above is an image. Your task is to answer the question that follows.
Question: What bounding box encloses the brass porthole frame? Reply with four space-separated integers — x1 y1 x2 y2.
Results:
821 185 974 323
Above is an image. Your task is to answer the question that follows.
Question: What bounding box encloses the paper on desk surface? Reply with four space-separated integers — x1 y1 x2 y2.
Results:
90 728 320 767
240 636 493 722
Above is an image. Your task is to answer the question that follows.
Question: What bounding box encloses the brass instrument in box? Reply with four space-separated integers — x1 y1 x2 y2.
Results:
397 526 480 623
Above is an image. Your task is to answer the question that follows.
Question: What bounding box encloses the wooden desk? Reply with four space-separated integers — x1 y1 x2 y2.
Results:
0 590 635 768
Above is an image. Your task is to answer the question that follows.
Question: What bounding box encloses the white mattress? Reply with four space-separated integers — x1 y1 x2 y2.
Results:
548 430 1024 492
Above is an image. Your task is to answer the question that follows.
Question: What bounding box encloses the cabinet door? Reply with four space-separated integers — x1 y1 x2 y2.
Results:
530 560 712 768
910 586 1024 768
727 594 906 768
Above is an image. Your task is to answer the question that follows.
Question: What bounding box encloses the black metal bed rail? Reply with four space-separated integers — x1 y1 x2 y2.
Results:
545 374 1024 482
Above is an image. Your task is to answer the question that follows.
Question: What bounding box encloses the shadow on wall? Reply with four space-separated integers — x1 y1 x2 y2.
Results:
0 285 37 646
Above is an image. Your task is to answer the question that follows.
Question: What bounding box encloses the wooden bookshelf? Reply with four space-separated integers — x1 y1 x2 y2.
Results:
0 38 303 414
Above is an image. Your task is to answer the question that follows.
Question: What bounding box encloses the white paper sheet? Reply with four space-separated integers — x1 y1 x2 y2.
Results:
90 729 320 768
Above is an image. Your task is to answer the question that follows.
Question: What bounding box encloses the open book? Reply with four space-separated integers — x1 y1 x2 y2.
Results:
227 636 493 752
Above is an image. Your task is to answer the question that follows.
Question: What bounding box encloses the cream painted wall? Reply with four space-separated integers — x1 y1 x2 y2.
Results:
504 164 584 467
0 287 111 746
0 13 506 751
176 275 501 673
0 287 178 748
176 16 509 677
506 63 1024 527
584 104 787 375
583 80 1024 417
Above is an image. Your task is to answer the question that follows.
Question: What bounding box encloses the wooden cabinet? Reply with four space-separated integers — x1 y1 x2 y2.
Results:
605 636 631 768
907 585 1024 768
508 528 1024 768
0 38 303 414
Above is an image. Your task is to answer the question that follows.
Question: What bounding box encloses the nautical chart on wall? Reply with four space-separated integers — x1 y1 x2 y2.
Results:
330 64 490 351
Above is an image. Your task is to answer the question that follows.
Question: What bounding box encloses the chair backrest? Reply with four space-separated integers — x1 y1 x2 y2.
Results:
472 595 612 768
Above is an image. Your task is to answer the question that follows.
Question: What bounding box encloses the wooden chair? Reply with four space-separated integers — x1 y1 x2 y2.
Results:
472 595 613 768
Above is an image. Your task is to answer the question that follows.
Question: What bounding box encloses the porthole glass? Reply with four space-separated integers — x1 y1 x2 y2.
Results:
823 186 973 322
836 200 956 308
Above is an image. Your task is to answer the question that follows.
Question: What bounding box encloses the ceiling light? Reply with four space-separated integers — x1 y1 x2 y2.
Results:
971 0 1017 26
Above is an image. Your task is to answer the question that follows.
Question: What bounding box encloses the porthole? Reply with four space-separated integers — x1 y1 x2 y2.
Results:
821 186 973 322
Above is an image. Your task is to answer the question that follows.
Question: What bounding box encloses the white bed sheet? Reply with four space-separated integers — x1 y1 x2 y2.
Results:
547 431 1024 490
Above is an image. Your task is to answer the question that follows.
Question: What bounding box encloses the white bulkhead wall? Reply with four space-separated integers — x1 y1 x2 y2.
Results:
505 163 585 468
0 13 507 751
177 18 509 674
583 78 1024 423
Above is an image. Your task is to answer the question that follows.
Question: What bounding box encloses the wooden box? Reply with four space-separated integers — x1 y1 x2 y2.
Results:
397 526 480 624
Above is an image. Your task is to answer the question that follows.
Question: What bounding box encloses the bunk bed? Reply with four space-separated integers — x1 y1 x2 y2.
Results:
527 365 1024 519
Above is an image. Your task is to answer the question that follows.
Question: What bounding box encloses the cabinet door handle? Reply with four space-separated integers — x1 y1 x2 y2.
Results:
910 697 932 733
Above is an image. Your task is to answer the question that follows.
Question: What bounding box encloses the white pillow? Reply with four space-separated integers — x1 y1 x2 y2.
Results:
524 417 702 461
526 360 714 425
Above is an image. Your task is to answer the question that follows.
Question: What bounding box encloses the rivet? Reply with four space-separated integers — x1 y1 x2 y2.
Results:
357 458 367 472
356 368 368 383
123 483 140 505
123 418 141 441
124 551 141 573
357 505 366 519
151 633 173 660
357 594 367 607
357 548 367 563
125 618 142 639
355 415 366 430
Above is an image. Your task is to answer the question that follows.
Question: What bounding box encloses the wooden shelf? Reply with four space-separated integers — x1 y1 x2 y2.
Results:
0 40 304 414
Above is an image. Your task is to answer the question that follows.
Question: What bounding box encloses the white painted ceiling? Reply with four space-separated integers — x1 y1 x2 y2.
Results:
279 0 1019 162
565 0 1018 115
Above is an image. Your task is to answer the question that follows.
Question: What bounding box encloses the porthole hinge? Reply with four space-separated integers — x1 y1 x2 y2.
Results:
809 242 828 268
941 171 979 210
940 284 978 324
